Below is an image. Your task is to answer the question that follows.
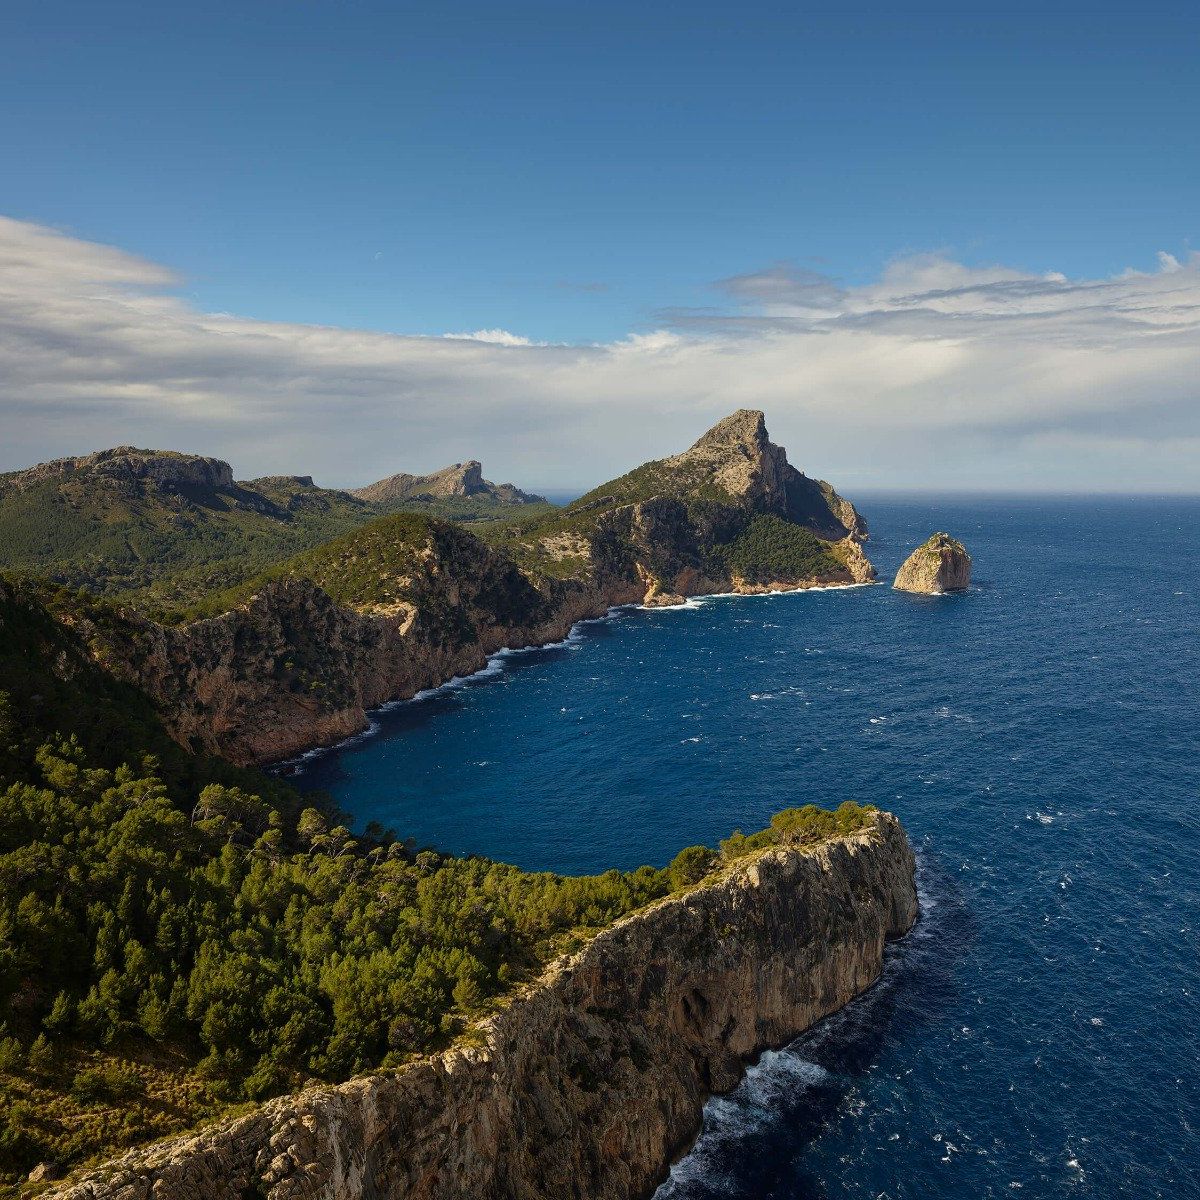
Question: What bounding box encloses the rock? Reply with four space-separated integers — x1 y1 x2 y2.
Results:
44 814 918 1200
1 446 235 494
28 1162 62 1182
893 532 972 594
351 461 546 505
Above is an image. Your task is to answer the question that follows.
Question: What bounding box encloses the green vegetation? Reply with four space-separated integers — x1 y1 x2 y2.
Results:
718 514 844 584
0 575 881 1183
0 460 554 614
164 512 551 632
373 496 558 526
0 473 373 607
719 801 877 861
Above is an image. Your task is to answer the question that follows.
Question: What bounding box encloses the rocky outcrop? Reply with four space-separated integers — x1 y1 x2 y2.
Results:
893 532 972 594
653 410 868 543
352 461 545 506
45 814 917 1200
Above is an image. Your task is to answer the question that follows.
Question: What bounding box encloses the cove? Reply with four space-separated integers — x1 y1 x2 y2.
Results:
292 494 1200 1199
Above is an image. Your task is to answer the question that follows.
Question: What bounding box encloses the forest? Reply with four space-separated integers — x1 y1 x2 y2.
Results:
0 567 875 1181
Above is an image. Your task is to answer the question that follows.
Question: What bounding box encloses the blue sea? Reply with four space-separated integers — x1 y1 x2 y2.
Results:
292 495 1200 1199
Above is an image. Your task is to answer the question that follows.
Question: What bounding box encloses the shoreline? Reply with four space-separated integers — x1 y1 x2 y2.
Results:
274 580 876 775
45 816 918 1200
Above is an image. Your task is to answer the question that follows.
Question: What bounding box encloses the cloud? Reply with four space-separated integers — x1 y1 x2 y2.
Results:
442 328 542 347
0 214 1197 492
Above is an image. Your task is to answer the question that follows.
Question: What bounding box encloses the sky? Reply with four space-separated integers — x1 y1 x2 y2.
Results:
1 0 1197 492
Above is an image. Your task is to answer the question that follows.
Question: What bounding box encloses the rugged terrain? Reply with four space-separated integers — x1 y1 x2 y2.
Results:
893 532 972 594
0 448 545 608
43 812 917 1200
60 411 876 764
351 460 545 509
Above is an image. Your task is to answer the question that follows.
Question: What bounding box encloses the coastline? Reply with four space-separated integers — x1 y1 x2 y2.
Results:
274 580 876 775
44 814 918 1200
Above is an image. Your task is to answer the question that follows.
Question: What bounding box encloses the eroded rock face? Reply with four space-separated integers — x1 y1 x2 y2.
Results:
893 532 972 594
82 569 639 766
46 814 917 1200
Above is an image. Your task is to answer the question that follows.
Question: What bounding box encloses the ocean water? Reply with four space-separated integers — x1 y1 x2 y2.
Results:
291 495 1200 1199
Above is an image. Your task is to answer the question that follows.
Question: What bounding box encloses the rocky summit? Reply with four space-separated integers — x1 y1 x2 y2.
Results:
893 531 972 594
351 460 546 507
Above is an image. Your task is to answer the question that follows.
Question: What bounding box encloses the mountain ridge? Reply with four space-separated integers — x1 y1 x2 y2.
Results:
350 460 546 508
57 410 876 764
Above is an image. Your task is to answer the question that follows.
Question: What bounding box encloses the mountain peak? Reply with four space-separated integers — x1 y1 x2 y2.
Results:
687 409 770 454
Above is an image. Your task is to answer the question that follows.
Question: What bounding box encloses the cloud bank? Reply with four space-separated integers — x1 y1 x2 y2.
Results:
1 215 1197 491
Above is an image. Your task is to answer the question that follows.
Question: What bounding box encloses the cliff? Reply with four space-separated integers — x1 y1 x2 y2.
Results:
43 813 917 1200
893 532 972 594
74 521 631 765
497 409 874 605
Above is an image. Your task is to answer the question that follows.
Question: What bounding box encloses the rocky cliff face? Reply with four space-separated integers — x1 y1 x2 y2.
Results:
80 565 634 766
45 814 917 1200
893 532 972 594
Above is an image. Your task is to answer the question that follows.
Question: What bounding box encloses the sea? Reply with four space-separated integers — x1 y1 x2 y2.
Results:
290 494 1200 1199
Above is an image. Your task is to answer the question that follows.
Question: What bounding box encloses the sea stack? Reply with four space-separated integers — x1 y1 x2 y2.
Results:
893 532 971 594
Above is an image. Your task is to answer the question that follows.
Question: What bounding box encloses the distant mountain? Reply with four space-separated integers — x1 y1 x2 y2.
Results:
0 446 548 606
351 460 546 509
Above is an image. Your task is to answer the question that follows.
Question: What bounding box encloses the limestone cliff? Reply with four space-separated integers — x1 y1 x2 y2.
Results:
76 542 635 766
45 813 917 1200
893 532 972 594
0 446 236 494
506 409 875 606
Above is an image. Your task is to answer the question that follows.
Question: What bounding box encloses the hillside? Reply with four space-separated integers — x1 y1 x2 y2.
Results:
485 409 874 600
0 575 892 1188
0 448 371 604
0 448 550 610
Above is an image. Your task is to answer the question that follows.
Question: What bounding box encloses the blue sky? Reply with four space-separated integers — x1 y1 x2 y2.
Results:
3 0 1195 343
1 1 1197 490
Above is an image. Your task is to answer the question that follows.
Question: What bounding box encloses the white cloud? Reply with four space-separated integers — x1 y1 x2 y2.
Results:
442 328 541 347
0 215 1197 492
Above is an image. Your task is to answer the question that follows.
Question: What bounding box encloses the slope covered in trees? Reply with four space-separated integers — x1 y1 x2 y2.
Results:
0 448 550 612
0 575 875 1185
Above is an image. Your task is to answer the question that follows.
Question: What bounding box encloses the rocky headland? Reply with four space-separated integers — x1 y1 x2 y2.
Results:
43 812 917 1200
67 411 876 765
893 532 972 594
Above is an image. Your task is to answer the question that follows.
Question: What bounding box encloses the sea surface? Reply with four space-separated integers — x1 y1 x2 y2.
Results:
291 495 1200 1199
